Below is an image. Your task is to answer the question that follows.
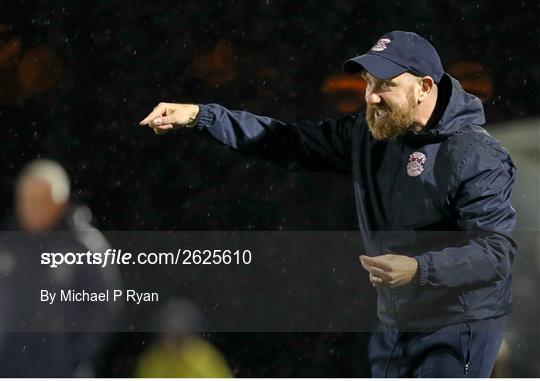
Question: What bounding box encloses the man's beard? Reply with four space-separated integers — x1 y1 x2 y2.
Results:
365 91 419 141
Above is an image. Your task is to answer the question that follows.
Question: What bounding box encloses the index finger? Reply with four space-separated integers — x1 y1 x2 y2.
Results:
360 255 393 272
139 103 167 126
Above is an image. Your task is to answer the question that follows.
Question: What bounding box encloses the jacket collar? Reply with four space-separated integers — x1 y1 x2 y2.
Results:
403 73 486 145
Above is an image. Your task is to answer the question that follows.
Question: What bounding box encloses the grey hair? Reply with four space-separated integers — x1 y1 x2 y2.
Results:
17 159 70 204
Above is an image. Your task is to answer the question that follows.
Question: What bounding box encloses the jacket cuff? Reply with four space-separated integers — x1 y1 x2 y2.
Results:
415 254 430 286
196 104 215 129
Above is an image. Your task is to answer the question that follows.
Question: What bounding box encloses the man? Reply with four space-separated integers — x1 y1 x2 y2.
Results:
140 31 516 377
0 159 122 376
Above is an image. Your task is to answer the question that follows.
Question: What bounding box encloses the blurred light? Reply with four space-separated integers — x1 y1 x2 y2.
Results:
321 74 366 114
0 37 22 69
447 61 494 103
17 46 63 94
192 39 237 86
0 66 25 107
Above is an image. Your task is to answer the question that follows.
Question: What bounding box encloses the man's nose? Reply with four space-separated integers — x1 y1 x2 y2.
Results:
366 91 381 105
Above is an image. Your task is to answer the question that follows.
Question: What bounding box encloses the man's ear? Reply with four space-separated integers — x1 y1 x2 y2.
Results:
417 76 435 102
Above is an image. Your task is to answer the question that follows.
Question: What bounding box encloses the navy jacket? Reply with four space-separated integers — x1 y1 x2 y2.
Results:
196 73 517 330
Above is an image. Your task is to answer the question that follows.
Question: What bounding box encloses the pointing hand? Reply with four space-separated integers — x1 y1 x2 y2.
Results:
139 103 200 134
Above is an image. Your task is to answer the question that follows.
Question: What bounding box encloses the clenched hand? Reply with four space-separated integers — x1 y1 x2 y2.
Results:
360 254 418 288
139 103 200 134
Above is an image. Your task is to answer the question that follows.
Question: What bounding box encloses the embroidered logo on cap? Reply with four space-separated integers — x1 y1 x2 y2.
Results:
407 152 426 177
371 38 391 52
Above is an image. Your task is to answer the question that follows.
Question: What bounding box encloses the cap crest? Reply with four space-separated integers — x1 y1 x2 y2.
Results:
371 38 391 52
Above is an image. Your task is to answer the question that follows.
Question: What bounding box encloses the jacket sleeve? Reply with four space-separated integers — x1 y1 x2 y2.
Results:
196 103 356 173
415 143 517 289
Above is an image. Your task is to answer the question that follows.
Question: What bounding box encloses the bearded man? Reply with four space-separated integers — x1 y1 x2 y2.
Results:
140 31 516 377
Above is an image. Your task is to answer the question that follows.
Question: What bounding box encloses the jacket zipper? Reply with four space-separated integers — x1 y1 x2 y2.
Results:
378 138 407 322
377 140 406 252
463 323 472 375
460 294 472 375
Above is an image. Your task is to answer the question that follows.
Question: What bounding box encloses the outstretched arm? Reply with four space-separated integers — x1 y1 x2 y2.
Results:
140 102 358 173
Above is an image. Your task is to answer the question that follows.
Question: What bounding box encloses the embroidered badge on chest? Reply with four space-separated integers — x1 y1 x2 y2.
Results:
407 152 426 177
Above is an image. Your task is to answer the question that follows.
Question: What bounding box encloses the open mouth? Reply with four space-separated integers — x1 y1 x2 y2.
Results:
375 108 388 119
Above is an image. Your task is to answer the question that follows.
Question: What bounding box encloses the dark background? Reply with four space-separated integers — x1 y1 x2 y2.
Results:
1 0 539 377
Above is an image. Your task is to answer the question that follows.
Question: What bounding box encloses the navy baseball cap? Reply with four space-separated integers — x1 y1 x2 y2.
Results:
343 31 444 83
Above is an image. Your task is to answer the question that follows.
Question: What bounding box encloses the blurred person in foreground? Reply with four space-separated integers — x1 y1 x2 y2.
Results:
140 31 516 377
0 159 122 377
135 298 231 378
